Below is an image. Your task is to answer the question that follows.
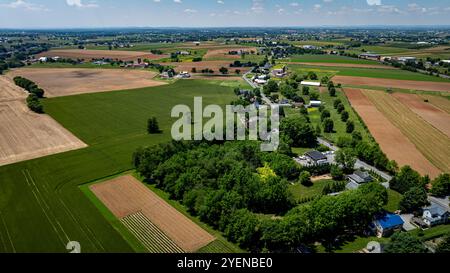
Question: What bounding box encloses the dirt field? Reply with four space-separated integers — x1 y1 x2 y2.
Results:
362 90 450 175
162 61 250 74
420 94 450 115
37 49 168 61
393 93 450 138
0 76 28 102
204 47 257 60
284 62 395 69
90 175 215 252
0 77 87 166
344 88 442 177
334 75 450 93
8 68 167 97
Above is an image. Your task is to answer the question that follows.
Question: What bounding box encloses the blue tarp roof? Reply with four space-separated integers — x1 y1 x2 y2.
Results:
376 213 404 229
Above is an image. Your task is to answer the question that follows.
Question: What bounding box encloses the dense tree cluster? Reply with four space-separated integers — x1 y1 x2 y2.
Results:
280 116 317 148
430 173 450 197
384 232 428 253
13 76 45 113
133 140 388 252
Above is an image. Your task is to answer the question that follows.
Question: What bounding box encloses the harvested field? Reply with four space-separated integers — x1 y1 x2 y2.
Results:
189 75 243 81
362 90 450 175
283 62 394 69
8 68 167 97
0 99 87 166
163 61 250 74
121 212 184 253
90 175 215 252
204 47 257 60
37 49 168 61
393 93 450 138
334 75 450 93
420 95 450 115
0 76 28 102
344 88 441 177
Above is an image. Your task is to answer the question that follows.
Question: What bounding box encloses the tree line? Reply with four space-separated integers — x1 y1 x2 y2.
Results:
13 76 45 113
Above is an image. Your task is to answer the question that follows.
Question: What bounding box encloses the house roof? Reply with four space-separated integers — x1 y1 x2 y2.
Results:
305 150 326 161
348 170 373 184
375 213 404 229
424 203 448 217
346 181 360 190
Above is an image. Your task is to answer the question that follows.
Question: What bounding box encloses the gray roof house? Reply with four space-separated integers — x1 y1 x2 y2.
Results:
305 151 328 165
422 203 449 227
346 170 373 190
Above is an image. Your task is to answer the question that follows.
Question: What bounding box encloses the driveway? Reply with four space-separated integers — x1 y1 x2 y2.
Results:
399 214 417 231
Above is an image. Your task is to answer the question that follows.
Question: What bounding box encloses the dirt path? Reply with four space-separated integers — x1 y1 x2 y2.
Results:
334 75 450 93
8 68 167 97
393 93 450 138
344 88 441 177
90 175 215 253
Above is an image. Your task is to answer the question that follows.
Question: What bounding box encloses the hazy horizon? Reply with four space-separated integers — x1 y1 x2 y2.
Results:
0 0 449 29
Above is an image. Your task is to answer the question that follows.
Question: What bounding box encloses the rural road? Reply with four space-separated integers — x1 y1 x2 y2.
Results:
318 137 393 182
242 69 291 107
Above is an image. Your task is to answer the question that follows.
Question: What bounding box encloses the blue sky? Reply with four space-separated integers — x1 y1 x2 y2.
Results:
0 0 449 28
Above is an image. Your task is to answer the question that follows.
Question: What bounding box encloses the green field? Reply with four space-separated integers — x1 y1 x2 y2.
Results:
287 54 380 65
289 64 450 82
0 80 237 253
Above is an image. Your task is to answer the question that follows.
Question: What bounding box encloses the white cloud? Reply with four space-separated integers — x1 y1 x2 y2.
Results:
407 3 427 13
366 0 381 6
217 0 224 4
184 8 197 13
174 0 182 3
289 2 299 7
313 4 321 11
0 0 47 11
251 0 264 13
153 0 161 2
66 0 98 8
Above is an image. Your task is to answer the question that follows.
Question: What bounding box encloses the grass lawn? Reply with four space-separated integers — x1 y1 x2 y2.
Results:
316 236 390 253
288 54 380 65
0 80 236 253
409 224 450 241
289 179 334 201
384 189 403 213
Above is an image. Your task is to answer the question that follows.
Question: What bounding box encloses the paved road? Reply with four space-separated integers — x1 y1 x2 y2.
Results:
318 137 393 182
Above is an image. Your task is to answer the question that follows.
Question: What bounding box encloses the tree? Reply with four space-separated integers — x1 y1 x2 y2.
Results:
322 118 334 133
263 80 279 95
333 99 342 109
191 67 197 73
399 186 428 212
235 69 241 75
320 109 331 121
328 87 336 97
299 171 312 186
309 92 319 100
219 67 228 74
147 117 161 134
430 173 450 197
346 120 355 133
302 86 310 96
436 233 450 253
384 232 428 253
307 71 318 80
337 104 345 114
390 166 423 194
341 111 349 122
280 116 317 147
335 148 356 173
331 165 344 180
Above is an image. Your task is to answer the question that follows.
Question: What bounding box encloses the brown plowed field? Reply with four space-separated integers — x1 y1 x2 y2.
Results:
0 76 28 102
163 61 250 74
0 80 87 166
419 94 450 115
90 175 215 252
334 76 450 93
393 93 450 138
37 49 168 61
284 62 395 69
8 68 167 97
344 88 442 177
204 47 257 60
